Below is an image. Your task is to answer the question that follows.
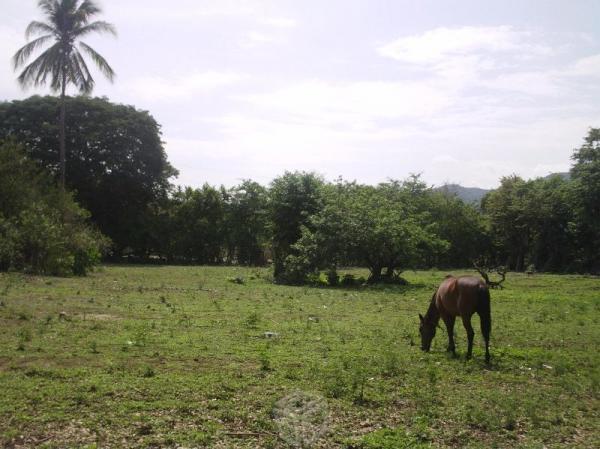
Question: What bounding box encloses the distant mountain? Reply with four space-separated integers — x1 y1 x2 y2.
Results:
543 172 571 181
436 172 571 205
436 184 490 205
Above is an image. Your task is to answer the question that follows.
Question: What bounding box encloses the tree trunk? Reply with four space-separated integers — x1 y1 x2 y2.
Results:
59 74 67 189
368 265 382 283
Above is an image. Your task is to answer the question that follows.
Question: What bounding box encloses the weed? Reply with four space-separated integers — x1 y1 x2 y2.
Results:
348 426 431 448
142 366 155 378
244 311 260 328
259 349 272 371
17 327 32 343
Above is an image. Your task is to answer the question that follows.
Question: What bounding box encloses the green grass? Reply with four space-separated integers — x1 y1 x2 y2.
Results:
0 266 598 448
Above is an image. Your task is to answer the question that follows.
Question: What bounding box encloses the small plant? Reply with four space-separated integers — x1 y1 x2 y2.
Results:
380 348 401 377
351 426 431 449
322 363 348 399
227 276 245 285
259 349 272 371
17 327 32 343
244 311 260 329
142 366 155 378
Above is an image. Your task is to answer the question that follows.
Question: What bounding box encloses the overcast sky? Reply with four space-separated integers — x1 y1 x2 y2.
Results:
2 0 600 188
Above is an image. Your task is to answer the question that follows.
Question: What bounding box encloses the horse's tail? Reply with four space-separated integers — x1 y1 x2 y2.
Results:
476 285 491 341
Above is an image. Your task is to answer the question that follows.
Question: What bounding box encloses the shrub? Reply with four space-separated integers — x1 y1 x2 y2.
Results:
0 141 109 275
349 427 431 449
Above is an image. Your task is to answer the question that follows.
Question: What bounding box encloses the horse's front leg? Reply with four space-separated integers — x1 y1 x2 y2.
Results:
441 314 456 356
461 315 475 359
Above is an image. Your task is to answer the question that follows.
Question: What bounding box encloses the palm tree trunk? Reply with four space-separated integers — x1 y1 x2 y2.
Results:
59 72 66 189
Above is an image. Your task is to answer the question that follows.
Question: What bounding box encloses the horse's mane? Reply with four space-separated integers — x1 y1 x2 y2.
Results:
424 290 439 323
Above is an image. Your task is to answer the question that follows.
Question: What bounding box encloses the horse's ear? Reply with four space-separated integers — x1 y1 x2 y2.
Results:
419 313 424 322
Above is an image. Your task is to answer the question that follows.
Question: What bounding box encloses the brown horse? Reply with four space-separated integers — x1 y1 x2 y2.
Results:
419 275 491 363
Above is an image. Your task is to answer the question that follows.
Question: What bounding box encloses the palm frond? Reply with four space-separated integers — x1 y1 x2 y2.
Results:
16 42 62 90
37 0 57 16
25 20 56 39
70 49 94 93
75 20 116 38
75 0 102 23
79 41 115 82
13 34 54 69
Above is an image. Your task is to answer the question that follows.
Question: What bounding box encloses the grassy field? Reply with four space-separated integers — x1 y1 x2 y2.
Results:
0 266 598 449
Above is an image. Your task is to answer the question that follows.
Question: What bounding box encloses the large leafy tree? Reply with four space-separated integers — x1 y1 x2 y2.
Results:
570 128 600 271
269 172 325 281
224 180 270 265
429 191 490 268
482 175 576 272
481 176 536 271
169 185 227 264
0 96 177 255
13 0 116 188
284 178 449 284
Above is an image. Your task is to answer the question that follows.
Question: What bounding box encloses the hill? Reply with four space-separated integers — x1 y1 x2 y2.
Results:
436 184 490 204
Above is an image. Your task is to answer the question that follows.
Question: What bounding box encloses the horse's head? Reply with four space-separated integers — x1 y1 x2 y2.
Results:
419 313 436 352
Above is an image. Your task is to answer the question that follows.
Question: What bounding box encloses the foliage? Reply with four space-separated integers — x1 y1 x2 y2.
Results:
428 192 490 268
348 427 431 449
282 177 449 284
482 175 577 272
168 185 227 264
269 171 325 282
0 140 108 275
223 180 270 265
569 128 600 272
0 96 177 255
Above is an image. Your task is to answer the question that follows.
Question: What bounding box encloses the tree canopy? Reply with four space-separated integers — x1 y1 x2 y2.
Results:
0 96 177 254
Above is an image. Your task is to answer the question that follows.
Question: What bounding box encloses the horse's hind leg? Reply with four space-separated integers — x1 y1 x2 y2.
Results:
461 315 475 359
442 314 456 355
480 317 491 364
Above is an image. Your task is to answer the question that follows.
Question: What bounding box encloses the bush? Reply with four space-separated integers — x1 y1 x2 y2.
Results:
0 141 109 275
348 427 431 449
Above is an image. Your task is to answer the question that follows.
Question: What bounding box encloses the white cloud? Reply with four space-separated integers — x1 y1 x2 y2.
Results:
0 25 28 100
532 163 571 177
567 54 600 77
111 1 255 22
260 17 297 29
377 26 551 65
125 71 245 101
239 79 454 126
244 31 278 46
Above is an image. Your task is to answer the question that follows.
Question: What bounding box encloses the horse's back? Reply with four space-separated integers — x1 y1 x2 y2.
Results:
436 276 486 317
456 275 486 290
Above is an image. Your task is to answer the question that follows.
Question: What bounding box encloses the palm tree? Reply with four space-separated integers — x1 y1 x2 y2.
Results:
13 0 116 188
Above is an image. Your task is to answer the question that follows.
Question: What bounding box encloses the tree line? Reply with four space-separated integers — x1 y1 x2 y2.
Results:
0 96 598 278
